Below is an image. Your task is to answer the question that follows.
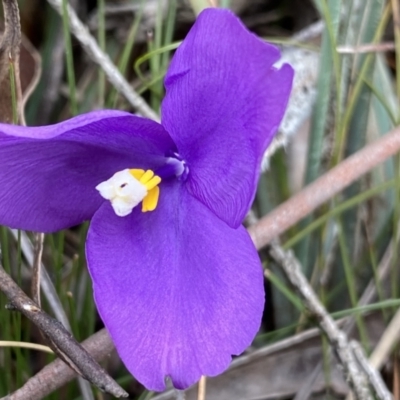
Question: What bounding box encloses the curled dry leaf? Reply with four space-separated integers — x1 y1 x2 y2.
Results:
0 0 22 124
262 21 322 170
0 3 41 125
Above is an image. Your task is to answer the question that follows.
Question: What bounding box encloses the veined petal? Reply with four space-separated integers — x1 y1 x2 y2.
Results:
161 9 293 228
0 111 175 231
87 182 264 391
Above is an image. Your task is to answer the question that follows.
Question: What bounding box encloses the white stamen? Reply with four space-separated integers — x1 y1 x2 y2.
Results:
96 169 147 216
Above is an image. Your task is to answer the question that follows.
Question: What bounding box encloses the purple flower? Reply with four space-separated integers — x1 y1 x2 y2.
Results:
0 9 293 391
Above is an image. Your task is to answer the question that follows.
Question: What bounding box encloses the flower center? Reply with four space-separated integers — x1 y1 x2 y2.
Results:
96 169 161 217
156 153 189 181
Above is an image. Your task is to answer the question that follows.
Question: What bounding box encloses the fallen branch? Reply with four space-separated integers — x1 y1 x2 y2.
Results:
0 265 127 399
249 125 400 250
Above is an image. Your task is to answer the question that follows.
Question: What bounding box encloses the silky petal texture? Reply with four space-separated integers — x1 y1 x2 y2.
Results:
162 9 293 228
87 182 264 390
0 111 175 231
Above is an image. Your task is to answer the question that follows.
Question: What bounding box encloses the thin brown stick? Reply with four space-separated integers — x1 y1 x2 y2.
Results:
0 264 128 399
249 126 400 250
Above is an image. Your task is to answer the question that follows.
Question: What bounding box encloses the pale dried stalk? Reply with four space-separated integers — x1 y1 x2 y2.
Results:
250 125 400 250
0 340 53 353
271 242 392 400
337 42 395 54
31 232 44 306
369 307 400 370
269 243 373 400
197 376 206 400
10 230 72 331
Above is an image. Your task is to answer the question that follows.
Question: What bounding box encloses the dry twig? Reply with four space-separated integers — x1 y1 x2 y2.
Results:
249 125 400 250
268 243 373 400
0 264 128 399
351 341 392 400
296 235 399 400
337 42 395 54
46 0 159 121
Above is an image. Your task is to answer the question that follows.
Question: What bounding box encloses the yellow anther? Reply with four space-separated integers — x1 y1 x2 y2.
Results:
129 169 161 212
129 169 145 180
140 170 155 184
144 175 161 191
142 186 160 212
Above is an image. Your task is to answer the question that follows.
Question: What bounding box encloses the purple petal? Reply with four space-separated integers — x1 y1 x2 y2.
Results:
87 182 264 391
161 9 293 228
0 111 175 231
